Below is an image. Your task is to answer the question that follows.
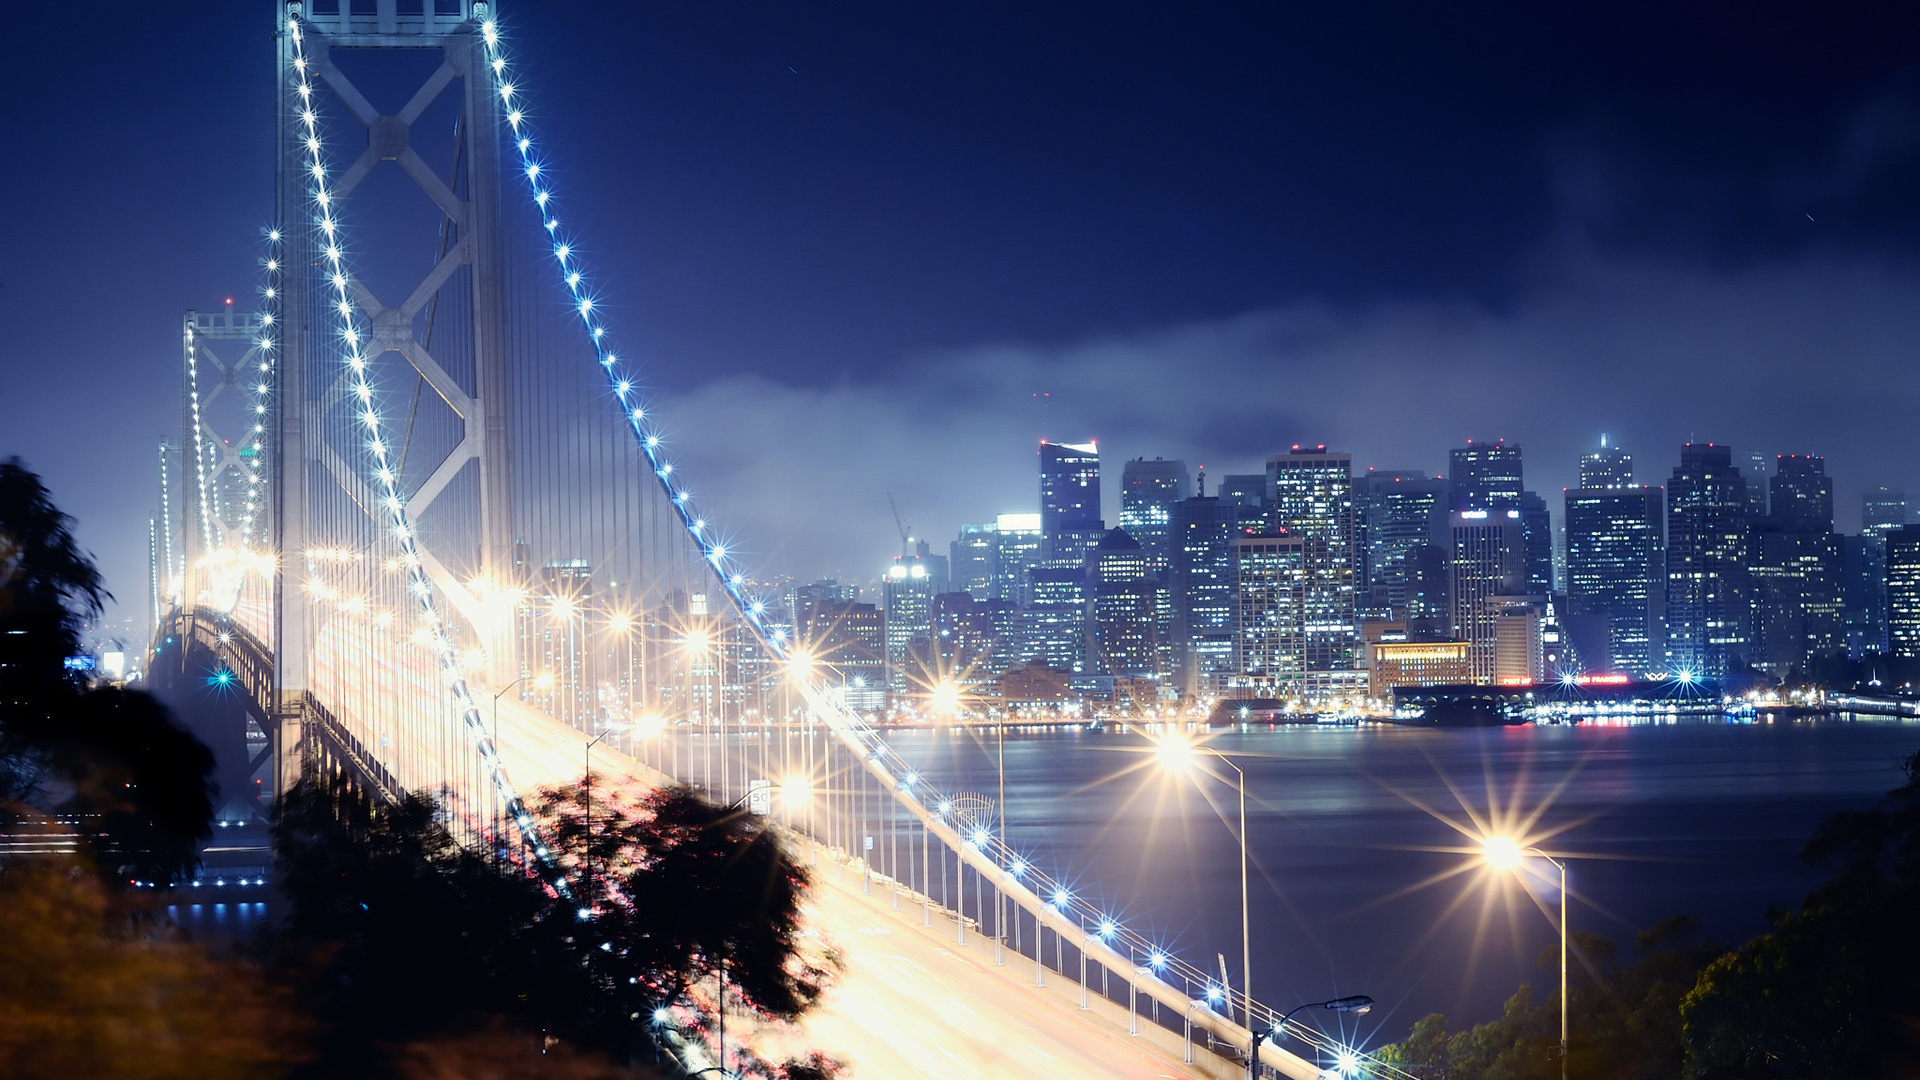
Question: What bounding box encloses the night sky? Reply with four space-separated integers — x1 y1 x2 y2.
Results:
7 2 1920 624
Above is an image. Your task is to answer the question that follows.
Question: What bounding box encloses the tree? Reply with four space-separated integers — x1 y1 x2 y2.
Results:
0 458 215 885
532 782 836 1028
1681 750 1920 1080
1378 920 1724 1080
0 856 309 1079
271 776 838 1075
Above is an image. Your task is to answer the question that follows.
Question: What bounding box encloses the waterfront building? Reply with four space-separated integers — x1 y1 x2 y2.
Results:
1750 455 1843 676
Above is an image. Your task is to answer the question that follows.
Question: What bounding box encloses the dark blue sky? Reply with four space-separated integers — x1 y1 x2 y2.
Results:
7 1 1920 615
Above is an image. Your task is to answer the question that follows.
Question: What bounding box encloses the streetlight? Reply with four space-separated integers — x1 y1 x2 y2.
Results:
1483 837 1568 1080
1268 995 1375 1070
1156 736 1252 1080
488 671 552 856
584 723 632 912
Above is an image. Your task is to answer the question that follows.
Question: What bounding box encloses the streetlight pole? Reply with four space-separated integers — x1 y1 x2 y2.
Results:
584 725 627 912
489 672 549 856
996 717 1007 966
1484 839 1568 1080
1160 739 1251 1080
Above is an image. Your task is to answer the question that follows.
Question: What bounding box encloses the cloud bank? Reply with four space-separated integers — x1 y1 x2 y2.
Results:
644 245 1920 595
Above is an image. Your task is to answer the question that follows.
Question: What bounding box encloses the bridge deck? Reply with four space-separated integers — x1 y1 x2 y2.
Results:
753 852 1247 1080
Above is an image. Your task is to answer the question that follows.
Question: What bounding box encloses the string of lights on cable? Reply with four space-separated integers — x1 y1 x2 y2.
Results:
284 8 564 884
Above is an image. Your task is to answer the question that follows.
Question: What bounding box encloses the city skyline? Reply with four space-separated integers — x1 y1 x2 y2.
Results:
13 5 1920 620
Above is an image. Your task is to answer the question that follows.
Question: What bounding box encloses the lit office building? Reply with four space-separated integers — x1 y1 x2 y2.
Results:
1664 444 1752 679
1088 528 1159 677
1026 567 1090 673
1579 438 1634 489
1170 494 1263 692
1565 442 1663 675
883 554 937 691
799 600 887 709
1119 458 1190 571
1039 440 1101 535
1887 526 1920 659
1231 534 1307 690
990 513 1044 603
1450 439 1552 599
1450 509 1527 683
1750 455 1843 676
950 524 996 600
1368 639 1472 696
1267 446 1363 689
1353 470 1446 620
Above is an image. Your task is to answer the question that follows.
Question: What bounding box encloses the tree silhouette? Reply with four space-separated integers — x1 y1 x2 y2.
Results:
0 458 214 884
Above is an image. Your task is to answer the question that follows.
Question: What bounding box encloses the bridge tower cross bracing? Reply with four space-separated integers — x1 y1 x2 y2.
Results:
273 0 516 796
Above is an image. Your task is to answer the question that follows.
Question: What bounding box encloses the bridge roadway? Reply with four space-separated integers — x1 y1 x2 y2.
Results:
473 697 1287 1078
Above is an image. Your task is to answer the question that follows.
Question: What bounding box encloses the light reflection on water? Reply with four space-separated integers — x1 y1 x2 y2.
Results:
883 716 1918 1038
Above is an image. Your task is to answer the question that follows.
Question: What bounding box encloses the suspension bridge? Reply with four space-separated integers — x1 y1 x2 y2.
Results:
144 4 1402 1078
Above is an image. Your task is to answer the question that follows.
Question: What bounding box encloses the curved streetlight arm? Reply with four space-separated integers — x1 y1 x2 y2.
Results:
1524 847 1570 1080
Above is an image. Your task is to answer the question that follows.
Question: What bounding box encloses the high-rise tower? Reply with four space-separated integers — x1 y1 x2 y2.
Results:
1665 444 1752 679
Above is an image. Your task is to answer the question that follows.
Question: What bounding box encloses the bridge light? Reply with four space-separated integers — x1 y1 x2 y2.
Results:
1051 888 1069 907
1097 919 1116 939
1206 984 1223 1004
1148 950 1166 970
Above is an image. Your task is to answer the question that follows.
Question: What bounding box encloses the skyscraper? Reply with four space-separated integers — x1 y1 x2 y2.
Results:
1118 458 1190 571
1579 438 1634 489
990 513 1044 603
1231 534 1306 689
1026 567 1090 673
1217 474 1268 510
1565 441 1663 675
1886 526 1920 659
1353 470 1446 620
1770 455 1834 532
1268 446 1363 692
1450 439 1553 603
949 523 996 599
1450 440 1524 513
1750 455 1842 675
883 553 937 691
1864 488 1909 540
1039 440 1101 535
1088 527 1158 677
1665 444 1752 680
1449 509 1527 683
1169 494 1262 692
1743 451 1772 520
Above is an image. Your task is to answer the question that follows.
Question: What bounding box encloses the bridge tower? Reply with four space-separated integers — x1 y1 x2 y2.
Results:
273 0 516 796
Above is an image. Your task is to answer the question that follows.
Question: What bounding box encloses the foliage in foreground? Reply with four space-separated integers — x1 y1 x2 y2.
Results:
1379 749 1920 1080
1376 916 1723 1080
0 857 309 1080
272 775 839 1077
0 456 215 885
